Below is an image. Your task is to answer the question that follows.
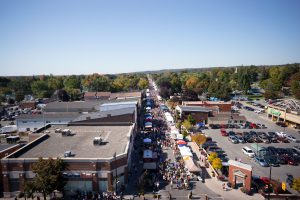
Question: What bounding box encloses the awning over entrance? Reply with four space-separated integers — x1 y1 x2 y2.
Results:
234 170 246 178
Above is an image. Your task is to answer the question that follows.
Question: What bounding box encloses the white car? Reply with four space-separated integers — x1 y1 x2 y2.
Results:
242 146 255 158
276 132 287 137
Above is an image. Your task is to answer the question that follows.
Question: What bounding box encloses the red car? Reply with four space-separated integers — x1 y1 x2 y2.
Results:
221 129 228 136
250 123 257 129
282 155 298 166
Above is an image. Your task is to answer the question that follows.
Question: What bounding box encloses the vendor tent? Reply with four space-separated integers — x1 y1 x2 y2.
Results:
143 150 153 158
177 140 187 145
184 157 201 172
178 146 193 157
176 134 184 140
143 138 152 143
145 122 152 128
143 162 156 169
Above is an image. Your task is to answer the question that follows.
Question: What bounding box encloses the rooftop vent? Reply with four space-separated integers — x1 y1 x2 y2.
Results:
93 137 103 145
64 151 72 157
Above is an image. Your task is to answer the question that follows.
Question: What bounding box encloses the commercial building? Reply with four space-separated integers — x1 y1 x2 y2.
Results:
176 106 213 124
1 123 136 197
0 144 22 197
182 101 232 113
267 99 300 129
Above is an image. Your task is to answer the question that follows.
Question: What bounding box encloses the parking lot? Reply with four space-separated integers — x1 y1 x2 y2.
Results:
203 103 300 185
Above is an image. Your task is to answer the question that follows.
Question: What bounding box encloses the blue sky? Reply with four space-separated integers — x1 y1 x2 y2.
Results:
0 0 299 75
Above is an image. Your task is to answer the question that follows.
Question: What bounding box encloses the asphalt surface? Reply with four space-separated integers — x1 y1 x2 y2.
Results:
203 102 300 185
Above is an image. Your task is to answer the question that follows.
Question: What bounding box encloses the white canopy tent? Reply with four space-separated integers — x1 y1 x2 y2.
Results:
178 146 193 157
176 134 184 140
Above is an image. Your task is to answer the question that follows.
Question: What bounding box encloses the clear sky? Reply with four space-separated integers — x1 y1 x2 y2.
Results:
0 0 299 76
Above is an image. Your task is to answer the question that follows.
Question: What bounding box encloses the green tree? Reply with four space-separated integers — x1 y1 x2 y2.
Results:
31 157 66 200
237 68 251 94
48 77 63 91
15 91 25 102
212 158 223 170
65 88 81 101
292 177 300 192
182 119 192 130
64 75 81 89
137 78 149 90
31 80 51 98
291 72 300 99
24 181 36 199
187 114 196 125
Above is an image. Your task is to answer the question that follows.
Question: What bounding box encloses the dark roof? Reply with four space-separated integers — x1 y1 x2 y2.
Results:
179 106 212 113
110 92 141 99
0 144 17 152
72 107 135 122
84 92 111 98
44 101 99 112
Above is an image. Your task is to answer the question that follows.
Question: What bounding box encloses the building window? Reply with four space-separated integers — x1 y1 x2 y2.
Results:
22 121 27 123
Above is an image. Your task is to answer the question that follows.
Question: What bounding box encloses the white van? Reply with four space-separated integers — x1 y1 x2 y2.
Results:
242 146 255 157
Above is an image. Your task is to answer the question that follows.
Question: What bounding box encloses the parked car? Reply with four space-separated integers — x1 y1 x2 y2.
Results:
282 155 298 165
228 131 235 137
276 121 287 127
221 129 228 136
286 135 299 143
228 135 239 144
275 132 287 137
242 146 255 157
235 135 245 143
264 156 280 167
277 137 289 143
258 133 270 143
254 156 269 167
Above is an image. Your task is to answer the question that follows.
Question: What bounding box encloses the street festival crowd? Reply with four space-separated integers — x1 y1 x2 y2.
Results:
84 89 201 199
134 89 201 197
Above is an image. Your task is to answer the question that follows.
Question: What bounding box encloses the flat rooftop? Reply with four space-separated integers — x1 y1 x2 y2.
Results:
15 124 132 159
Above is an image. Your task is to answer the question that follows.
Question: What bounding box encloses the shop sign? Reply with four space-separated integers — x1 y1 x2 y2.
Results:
269 108 281 116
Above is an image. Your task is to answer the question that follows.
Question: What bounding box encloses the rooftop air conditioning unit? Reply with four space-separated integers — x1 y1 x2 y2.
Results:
64 151 71 157
93 137 103 145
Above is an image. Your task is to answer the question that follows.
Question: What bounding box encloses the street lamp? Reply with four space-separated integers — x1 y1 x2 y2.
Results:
114 152 118 195
268 165 272 200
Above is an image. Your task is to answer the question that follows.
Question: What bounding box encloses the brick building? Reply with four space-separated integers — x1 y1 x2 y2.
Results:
1 123 136 197
176 106 213 124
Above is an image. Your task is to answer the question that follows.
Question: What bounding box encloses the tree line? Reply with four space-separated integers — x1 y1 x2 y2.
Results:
0 73 149 103
152 63 300 100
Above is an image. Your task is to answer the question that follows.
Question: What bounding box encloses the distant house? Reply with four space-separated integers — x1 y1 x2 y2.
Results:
19 101 36 109
110 92 141 100
84 92 111 101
